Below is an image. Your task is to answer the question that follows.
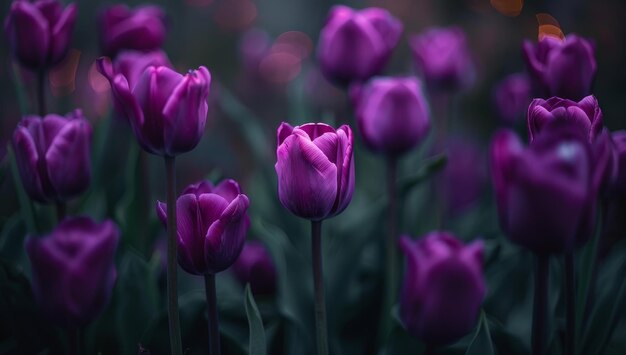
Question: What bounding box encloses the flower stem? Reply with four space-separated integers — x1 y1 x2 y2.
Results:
204 273 221 355
311 220 329 355
37 69 46 116
164 156 182 355
532 254 550 355
565 252 575 355
379 157 398 347
55 201 66 222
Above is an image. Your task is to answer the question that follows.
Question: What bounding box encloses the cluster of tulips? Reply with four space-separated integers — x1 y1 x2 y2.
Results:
2 0 625 354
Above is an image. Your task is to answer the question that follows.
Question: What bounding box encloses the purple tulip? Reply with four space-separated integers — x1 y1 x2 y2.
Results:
12 110 92 203
352 76 430 156
231 241 277 295
409 27 474 91
490 126 595 253
157 179 250 275
317 5 403 86
493 73 532 124
99 4 166 57
25 217 119 328
522 35 596 100
4 0 77 69
275 122 355 221
399 232 485 345
97 59 211 156
610 131 626 196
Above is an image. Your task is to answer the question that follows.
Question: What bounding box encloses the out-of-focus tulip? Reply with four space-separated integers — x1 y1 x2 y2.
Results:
275 122 355 221
442 137 487 216
231 241 277 295
493 73 532 124
157 180 250 275
611 131 626 196
4 0 77 69
97 59 211 156
352 76 430 156
99 4 166 57
409 27 474 91
25 217 119 328
490 126 595 253
522 35 596 101
399 232 485 345
317 5 402 86
12 110 92 203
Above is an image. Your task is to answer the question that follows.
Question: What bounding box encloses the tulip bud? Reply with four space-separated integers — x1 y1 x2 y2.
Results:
493 73 532 124
4 0 77 69
98 4 166 57
352 76 430 156
409 27 475 91
275 122 355 221
12 110 92 203
25 217 119 328
399 233 485 345
231 241 277 295
317 5 402 86
522 35 596 101
97 60 211 157
157 179 250 275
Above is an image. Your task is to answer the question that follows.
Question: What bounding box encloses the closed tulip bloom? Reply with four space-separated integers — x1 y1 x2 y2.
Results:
610 131 626 196
99 4 166 57
491 127 595 253
409 27 474 91
399 233 485 345
275 122 355 221
232 241 277 295
12 110 92 203
493 73 531 124
317 5 402 86
522 35 596 100
97 60 211 156
4 0 77 69
157 180 250 275
353 76 430 156
25 217 119 328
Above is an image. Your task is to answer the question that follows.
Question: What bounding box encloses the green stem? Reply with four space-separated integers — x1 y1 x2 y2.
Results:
532 254 549 355
379 157 398 347
565 252 575 355
164 156 182 355
204 273 221 355
311 220 329 355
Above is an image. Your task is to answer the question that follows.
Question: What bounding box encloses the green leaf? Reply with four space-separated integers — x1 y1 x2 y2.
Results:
398 153 447 195
245 284 267 355
466 311 495 355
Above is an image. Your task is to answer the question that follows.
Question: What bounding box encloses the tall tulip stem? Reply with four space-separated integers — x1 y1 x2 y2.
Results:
37 69 46 116
164 156 182 355
532 254 549 355
311 220 329 355
565 252 575 355
204 273 221 355
380 157 398 346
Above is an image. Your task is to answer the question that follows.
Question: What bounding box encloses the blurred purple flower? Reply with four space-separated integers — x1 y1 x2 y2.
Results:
275 122 355 221
493 73 531 124
12 110 92 203
399 232 485 345
317 5 403 86
157 180 250 275
239 28 271 77
4 0 77 69
611 131 626 196
99 4 166 57
97 59 211 156
409 27 475 92
522 35 596 100
231 241 277 295
442 137 487 216
25 217 119 328
352 76 430 157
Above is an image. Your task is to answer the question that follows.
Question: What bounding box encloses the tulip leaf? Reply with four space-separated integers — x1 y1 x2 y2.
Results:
398 153 447 195
466 311 494 355
244 284 267 355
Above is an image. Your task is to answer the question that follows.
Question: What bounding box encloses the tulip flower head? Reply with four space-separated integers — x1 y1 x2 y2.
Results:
99 4 167 57
399 233 485 345
4 0 77 69
232 241 277 295
157 179 250 275
12 110 92 203
493 73 532 124
611 131 626 197
275 122 355 221
25 217 119 328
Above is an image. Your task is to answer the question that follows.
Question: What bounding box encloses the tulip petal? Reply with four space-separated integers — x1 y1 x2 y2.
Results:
156 200 167 226
13 126 47 202
6 1 50 68
277 122 294 146
213 179 241 203
49 3 77 65
205 194 250 273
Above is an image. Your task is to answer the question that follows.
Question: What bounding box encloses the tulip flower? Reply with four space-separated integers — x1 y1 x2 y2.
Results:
352 76 431 157
99 4 166 57
25 217 119 328
317 5 402 86
493 73 532 124
232 241 277 295
611 131 626 196
4 0 77 69
399 233 485 346
523 35 596 100
12 110 92 204
409 27 474 92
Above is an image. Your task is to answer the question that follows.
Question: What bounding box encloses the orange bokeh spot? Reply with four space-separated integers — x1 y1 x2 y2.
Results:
490 0 523 17
50 49 80 97
536 13 565 40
